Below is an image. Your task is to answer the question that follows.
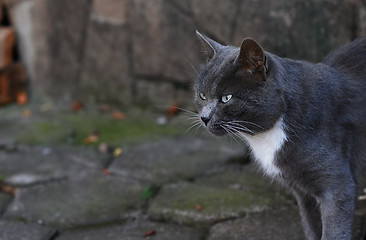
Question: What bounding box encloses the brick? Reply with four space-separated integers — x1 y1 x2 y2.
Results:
0 74 10 104
0 63 26 105
0 27 15 69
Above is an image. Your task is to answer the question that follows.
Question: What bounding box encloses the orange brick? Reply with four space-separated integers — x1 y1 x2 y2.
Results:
0 27 15 69
0 63 27 105
0 75 10 104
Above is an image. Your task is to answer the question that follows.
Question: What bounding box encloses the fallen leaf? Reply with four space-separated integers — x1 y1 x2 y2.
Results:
196 204 202 211
84 130 100 144
1 184 16 196
83 135 98 144
113 147 122 157
112 111 126 120
102 169 111 176
144 230 156 237
167 103 179 116
16 91 28 105
23 109 31 118
72 101 84 112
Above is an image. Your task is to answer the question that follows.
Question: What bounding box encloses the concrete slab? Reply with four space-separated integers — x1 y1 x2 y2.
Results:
56 219 203 240
109 136 247 185
0 193 12 215
148 167 289 226
4 174 147 229
0 220 57 240
207 208 305 240
0 146 104 186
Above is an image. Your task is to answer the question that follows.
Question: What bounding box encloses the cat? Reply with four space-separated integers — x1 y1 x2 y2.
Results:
194 30 366 240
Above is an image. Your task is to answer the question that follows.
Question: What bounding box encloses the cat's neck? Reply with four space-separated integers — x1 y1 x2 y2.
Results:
240 117 287 177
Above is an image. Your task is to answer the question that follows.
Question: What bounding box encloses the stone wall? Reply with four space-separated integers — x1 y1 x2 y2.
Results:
4 0 366 109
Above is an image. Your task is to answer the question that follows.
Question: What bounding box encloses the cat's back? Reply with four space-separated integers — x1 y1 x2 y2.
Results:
322 37 366 79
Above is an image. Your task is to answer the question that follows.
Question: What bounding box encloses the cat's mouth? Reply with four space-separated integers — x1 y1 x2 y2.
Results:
212 121 256 136
205 122 254 137
205 123 228 136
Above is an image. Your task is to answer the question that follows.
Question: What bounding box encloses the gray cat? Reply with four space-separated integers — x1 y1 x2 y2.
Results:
194 31 366 240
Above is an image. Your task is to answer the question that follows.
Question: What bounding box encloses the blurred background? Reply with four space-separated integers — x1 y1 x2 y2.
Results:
2 1 366 239
0 0 365 110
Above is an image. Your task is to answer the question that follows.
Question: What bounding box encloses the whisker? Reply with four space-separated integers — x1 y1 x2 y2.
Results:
226 123 255 135
222 124 247 142
221 124 241 145
185 120 202 135
226 120 265 131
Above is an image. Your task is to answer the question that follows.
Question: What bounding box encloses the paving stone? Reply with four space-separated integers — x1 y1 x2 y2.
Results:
0 220 57 240
148 166 290 226
207 208 305 240
57 219 203 240
4 174 147 229
109 136 247 185
0 193 12 215
0 146 105 186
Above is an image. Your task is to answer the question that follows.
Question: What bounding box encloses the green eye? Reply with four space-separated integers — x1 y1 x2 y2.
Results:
221 94 232 103
199 92 206 100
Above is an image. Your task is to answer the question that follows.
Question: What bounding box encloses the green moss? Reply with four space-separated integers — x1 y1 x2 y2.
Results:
15 111 185 146
149 182 283 226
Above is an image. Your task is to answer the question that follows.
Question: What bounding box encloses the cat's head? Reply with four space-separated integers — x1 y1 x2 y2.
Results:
194 31 285 136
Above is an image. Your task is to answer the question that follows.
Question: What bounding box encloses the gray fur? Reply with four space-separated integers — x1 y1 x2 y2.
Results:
194 31 366 240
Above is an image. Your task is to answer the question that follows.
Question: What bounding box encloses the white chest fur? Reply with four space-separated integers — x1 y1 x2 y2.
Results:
240 118 287 177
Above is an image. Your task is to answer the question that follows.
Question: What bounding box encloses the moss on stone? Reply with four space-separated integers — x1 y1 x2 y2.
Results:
15 111 185 146
148 181 285 227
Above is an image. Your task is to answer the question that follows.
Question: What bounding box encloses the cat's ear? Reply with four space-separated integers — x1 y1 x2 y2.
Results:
237 38 268 79
196 30 222 61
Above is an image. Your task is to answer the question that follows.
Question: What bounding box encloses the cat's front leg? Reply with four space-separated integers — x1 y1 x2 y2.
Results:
292 189 322 240
319 181 356 240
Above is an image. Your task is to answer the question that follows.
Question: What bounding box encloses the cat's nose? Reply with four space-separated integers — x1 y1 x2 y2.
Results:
201 116 211 126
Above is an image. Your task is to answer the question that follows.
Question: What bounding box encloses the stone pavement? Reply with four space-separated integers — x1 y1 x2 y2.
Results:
0 114 366 239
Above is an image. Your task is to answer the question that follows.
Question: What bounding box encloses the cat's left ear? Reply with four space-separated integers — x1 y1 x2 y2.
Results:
237 38 268 79
196 30 222 61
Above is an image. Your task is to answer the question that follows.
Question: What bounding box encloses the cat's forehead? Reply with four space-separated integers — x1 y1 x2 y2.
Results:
208 46 238 74
197 46 239 94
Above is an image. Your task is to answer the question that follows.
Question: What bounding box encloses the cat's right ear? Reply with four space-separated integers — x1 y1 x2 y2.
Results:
236 38 268 81
196 30 221 61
